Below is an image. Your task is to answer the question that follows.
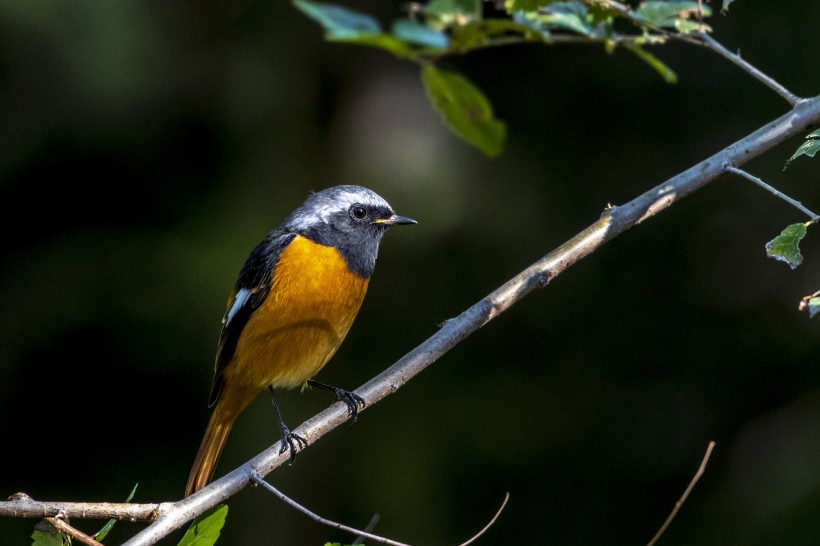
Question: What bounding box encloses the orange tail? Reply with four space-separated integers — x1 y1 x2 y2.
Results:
185 400 237 497
186 379 263 496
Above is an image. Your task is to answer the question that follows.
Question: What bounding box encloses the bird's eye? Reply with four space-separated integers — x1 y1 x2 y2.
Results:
349 205 368 221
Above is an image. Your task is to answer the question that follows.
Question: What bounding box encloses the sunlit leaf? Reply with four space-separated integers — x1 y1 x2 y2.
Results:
392 20 449 48
293 0 419 59
31 529 66 546
178 505 228 546
450 19 543 49
765 223 808 269
421 64 506 156
426 0 482 25
634 1 712 30
538 1 595 36
785 129 820 169
293 0 380 37
505 0 559 12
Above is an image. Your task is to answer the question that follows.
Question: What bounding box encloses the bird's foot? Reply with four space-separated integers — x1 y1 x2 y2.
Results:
278 425 307 463
307 380 366 421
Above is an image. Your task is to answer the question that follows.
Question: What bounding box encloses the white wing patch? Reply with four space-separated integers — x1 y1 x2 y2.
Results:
224 287 251 328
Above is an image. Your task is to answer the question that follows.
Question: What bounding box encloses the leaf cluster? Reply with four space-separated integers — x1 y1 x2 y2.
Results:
294 0 717 156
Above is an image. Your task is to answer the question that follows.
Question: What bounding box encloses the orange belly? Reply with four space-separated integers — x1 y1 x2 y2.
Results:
223 234 369 390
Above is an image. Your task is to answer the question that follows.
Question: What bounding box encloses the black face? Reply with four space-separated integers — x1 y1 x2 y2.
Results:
303 204 394 278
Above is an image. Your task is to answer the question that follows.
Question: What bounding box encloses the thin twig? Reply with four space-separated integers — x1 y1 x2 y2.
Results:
251 473 509 546
457 493 510 546
696 32 803 106
725 166 820 220
250 474 411 546
647 441 716 546
46 515 104 546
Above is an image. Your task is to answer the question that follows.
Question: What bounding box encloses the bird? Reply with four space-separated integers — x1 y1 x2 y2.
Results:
185 185 416 497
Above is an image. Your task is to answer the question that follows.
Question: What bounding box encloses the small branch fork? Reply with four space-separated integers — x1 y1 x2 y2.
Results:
250 473 509 546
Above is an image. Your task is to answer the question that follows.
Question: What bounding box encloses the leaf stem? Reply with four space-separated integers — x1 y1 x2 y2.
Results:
725 166 819 220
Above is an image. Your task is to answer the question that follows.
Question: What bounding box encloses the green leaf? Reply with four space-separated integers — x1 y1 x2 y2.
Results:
634 1 712 30
785 129 820 169
721 0 736 13
622 43 678 83
537 1 595 36
178 504 229 546
426 0 482 24
391 20 449 48
31 529 67 546
421 64 506 156
505 0 558 12
293 0 419 59
765 223 808 269
95 483 139 542
450 19 544 50
799 293 820 319
293 0 380 37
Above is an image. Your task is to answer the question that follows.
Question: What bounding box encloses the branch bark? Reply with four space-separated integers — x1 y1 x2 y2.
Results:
2 93 818 546
0 493 160 522
112 93 820 546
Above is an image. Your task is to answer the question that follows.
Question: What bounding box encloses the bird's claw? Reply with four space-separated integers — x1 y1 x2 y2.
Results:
278 426 307 463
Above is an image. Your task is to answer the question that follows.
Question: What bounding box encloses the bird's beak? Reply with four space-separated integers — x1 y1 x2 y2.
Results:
372 215 417 226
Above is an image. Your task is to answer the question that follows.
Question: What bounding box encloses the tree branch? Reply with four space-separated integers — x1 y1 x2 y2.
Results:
3 94 819 546
725 166 820 220
695 32 803 106
111 93 820 546
3 94 819 545
0 493 160 522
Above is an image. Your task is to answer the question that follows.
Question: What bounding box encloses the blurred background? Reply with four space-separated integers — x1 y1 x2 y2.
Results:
2 1 820 544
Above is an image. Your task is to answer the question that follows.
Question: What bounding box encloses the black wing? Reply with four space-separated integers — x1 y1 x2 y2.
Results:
207 230 297 406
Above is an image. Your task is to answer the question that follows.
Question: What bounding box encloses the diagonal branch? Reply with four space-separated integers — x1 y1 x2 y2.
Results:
110 93 820 546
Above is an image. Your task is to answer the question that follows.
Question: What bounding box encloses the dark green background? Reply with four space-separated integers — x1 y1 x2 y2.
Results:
2 1 820 544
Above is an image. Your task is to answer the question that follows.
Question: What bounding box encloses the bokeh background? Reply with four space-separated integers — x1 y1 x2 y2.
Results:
2 1 820 544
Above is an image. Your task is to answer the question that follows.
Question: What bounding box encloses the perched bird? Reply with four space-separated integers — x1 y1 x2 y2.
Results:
185 185 416 496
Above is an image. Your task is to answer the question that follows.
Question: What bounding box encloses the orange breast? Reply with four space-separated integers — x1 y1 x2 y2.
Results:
224 235 369 390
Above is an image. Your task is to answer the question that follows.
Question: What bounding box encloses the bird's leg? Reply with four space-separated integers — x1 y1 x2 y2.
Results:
267 385 306 461
306 380 366 421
